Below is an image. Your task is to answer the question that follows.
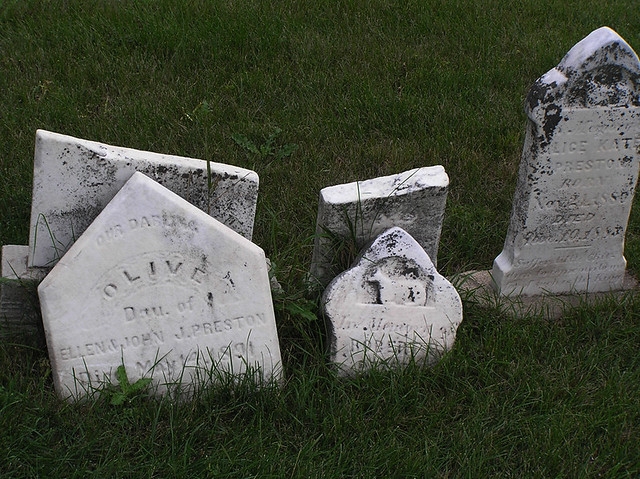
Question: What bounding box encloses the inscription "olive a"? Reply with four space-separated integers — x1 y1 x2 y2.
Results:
102 258 208 299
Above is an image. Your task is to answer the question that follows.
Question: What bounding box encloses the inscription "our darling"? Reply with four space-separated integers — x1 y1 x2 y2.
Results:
96 212 198 246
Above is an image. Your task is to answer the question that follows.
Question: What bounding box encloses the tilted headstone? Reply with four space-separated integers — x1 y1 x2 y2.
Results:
322 227 462 375
310 166 449 289
493 27 640 296
29 130 258 268
38 172 281 400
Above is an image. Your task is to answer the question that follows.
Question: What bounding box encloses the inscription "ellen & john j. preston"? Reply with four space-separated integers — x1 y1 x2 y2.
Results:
60 330 165 360
59 312 268 361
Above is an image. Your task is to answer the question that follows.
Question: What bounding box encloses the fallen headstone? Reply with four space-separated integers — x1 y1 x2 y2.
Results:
29 130 259 268
322 227 462 375
491 27 640 297
38 172 281 400
309 166 449 289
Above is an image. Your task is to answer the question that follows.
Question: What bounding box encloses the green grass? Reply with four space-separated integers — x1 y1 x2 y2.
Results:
1 0 640 476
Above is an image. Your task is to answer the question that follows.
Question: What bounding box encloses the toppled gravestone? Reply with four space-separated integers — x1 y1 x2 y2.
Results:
29 130 259 268
322 227 462 375
38 172 282 400
309 166 449 289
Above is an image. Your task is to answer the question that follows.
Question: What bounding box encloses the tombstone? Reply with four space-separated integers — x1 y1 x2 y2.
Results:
29 130 259 268
493 27 640 296
322 227 462 375
38 172 281 400
0 245 48 346
309 166 449 289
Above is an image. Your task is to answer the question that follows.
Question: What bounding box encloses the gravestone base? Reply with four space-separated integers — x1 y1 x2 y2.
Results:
456 269 638 319
0 245 48 346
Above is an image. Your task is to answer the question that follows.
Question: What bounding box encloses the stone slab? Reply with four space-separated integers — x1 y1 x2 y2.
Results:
310 166 449 289
29 130 259 268
457 269 638 319
38 172 281 400
0 245 48 346
493 27 640 296
322 227 462 375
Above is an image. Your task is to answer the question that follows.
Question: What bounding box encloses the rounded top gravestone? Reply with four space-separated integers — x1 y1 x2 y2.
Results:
322 227 462 375
493 27 640 296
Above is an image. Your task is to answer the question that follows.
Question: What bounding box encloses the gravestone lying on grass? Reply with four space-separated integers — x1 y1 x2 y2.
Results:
38 172 282 400
493 26 640 296
309 166 449 289
29 130 259 268
322 227 462 375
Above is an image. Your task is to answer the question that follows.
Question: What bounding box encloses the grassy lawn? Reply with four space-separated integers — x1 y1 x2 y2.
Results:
1 0 640 476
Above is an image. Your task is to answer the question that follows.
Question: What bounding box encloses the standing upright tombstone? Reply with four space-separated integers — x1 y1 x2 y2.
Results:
38 172 281 400
322 227 462 375
493 27 640 296
29 130 258 268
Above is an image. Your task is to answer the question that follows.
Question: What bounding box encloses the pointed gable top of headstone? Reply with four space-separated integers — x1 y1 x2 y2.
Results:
38 172 281 400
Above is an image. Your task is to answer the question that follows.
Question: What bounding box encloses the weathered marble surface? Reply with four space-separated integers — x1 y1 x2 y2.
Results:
29 130 258 268
310 166 448 289
38 172 281 400
0 245 48 346
322 227 462 375
493 27 640 296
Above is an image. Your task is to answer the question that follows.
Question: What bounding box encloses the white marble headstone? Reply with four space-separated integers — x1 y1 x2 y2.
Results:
29 130 259 268
322 227 462 375
38 172 281 400
493 27 640 296
310 166 449 289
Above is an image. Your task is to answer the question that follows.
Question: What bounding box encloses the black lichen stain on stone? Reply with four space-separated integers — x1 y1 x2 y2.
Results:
606 225 624 236
207 292 214 308
541 104 563 147
526 79 564 149
398 263 422 279
374 286 383 305
620 155 634 166
407 288 416 302
565 42 640 107
380 230 401 253
77 149 118 189
527 79 554 112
